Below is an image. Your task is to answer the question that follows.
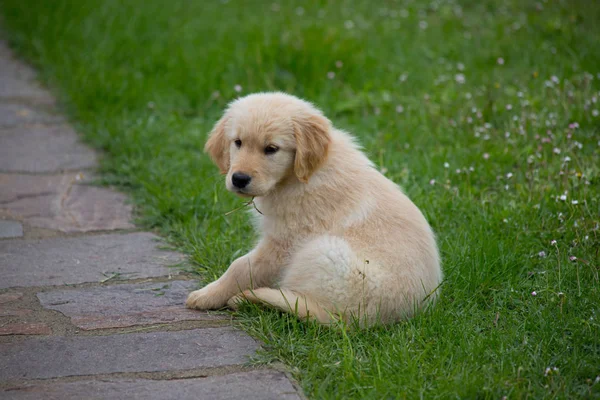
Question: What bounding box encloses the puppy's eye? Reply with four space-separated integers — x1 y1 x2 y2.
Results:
234 139 242 148
264 145 279 155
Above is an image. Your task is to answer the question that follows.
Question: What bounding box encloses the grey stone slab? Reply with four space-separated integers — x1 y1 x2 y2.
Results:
0 232 183 289
0 370 301 400
0 328 258 380
0 41 54 104
38 280 224 330
0 103 63 127
0 125 96 173
0 220 23 238
0 173 133 233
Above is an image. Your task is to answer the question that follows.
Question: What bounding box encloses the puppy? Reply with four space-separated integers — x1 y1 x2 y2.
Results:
186 92 442 326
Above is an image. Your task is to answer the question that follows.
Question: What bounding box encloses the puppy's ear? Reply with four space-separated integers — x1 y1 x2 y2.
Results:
204 116 230 174
293 114 331 183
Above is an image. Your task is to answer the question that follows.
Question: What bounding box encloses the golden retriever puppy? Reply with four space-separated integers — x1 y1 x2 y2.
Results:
186 92 442 326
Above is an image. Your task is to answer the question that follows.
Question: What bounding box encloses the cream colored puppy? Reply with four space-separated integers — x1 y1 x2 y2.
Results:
186 92 442 326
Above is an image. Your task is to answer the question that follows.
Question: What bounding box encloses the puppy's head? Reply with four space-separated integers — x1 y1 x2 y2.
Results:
205 92 331 197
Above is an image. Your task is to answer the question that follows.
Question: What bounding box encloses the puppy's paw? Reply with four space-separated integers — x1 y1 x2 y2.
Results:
186 289 225 310
226 293 248 310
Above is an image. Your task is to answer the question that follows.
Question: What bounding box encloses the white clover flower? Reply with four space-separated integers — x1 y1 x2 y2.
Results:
234 84 242 93
327 71 335 79
429 179 436 185
444 162 450 168
497 57 505 65
395 105 404 113
455 73 466 84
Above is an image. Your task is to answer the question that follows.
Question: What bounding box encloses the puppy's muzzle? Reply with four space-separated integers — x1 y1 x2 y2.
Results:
232 172 252 189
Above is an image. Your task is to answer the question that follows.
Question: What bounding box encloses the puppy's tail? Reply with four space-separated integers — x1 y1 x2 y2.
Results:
229 288 337 325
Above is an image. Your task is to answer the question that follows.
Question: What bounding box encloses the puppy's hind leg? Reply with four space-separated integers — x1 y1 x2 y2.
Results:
228 288 338 324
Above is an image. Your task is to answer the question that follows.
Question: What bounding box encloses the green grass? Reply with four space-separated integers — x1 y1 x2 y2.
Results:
2 0 599 397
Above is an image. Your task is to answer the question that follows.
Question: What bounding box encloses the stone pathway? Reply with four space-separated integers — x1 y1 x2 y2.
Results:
0 40 302 399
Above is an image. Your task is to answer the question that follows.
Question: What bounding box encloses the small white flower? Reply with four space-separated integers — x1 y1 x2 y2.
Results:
538 251 546 258
559 194 567 201
572 200 579 205
465 92 472 99
532 291 538 296
483 153 490 160
550 240 557 245
429 179 436 185
553 148 561 154
335 60 343 68
234 84 242 93
592 109 599 117
563 156 571 162
399 73 408 82
395 105 404 113
419 20 428 29
457 63 465 71
455 73 466 84
327 71 335 79
497 57 505 65
506 172 513 179
456 169 461 174
469 166 474 172
551 75 560 84
505 132 511 138
444 162 450 168
506 104 513 110
467 117 473 124
344 20 355 29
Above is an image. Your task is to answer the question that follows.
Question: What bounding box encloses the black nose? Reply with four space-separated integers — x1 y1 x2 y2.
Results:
232 172 251 189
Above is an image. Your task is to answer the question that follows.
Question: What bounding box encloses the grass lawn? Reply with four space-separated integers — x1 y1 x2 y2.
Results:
2 0 599 397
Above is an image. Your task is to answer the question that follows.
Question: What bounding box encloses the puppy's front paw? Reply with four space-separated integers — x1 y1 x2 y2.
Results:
186 289 226 310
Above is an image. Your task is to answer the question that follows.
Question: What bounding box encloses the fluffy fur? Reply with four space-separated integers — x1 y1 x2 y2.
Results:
186 92 442 326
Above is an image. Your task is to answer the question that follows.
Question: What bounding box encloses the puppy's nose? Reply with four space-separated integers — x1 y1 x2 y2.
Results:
232 172 251 189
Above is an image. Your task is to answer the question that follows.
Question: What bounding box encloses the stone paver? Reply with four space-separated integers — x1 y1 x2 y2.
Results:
0 232 183 289
0 323 51 336
0 370 302 400
0 173 132 232
0 220 23 238
0 42 54 104
0 292 23 303
0 103 63 127
0 328 258 380
38 280 224 330
0 125 95 172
